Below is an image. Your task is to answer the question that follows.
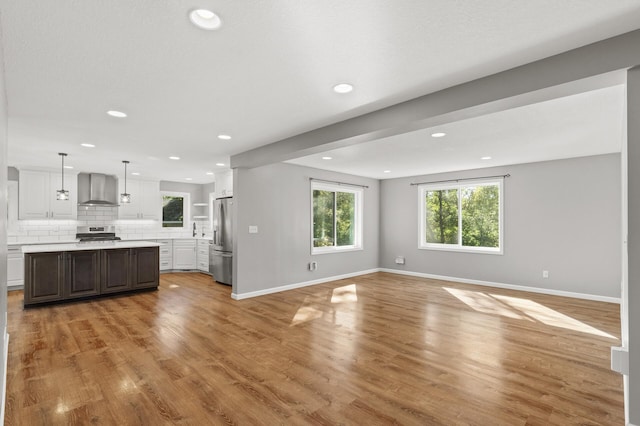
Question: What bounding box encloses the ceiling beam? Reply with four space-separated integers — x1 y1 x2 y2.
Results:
232 29 640 169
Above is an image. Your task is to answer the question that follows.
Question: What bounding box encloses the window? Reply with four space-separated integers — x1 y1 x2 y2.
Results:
419 179 503 254
162 192 190 228
312 182 363 253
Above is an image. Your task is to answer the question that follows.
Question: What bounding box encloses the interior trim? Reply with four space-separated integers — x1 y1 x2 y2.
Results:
379 268 621 304
231 268 380 300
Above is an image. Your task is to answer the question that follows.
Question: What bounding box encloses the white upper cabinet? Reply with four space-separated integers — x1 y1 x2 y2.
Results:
19 170 78 220
214 170 233 199
118 178 160 220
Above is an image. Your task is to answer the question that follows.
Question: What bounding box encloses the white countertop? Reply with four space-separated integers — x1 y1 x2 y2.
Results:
8 237 213 247
22 241 162 253
8 239 79 247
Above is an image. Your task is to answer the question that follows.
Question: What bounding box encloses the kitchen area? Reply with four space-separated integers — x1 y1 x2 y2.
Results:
6 164 235 306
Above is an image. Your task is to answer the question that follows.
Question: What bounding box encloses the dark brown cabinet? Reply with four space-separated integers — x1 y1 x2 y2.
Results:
24 252 64 304
131 247 159 289
24 246 159 307
64 250 100 299
101 249 131 294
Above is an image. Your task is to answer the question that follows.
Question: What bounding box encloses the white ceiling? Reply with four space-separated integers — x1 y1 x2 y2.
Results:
288 84 626 179
2 1 640 183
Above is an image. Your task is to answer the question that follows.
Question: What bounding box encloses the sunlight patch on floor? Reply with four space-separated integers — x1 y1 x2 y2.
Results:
291 306 324 326
444 287 617 339
55 400 70 414
444 287 528 320
331 284 358 303
492 294 617 339
291 284 358 326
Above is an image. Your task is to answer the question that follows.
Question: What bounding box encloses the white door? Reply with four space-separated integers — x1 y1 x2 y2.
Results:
49 172 77 219
18 170 49 219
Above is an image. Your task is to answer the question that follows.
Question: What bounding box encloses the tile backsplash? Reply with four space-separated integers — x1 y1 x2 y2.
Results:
7 206 211 243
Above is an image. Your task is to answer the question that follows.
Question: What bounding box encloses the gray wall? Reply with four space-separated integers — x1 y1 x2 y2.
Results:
159 180 211 204
380 154 621 299
0 18 9 420
233 162 379 296
7 166 17 181
202 182 215 200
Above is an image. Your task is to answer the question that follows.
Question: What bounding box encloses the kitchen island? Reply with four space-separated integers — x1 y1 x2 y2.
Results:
22 241 161 307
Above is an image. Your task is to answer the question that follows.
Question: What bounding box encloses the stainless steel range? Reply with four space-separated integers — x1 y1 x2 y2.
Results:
75 225 121 243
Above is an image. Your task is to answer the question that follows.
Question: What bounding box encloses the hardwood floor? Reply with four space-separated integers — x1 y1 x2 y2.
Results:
4 272 624 425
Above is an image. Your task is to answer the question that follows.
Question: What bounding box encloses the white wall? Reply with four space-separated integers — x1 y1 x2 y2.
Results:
233 162 379 297
0 16 9 422
626 66 639 426
380 154 621 300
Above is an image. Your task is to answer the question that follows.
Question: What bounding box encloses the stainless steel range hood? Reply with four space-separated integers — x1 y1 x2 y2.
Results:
77 173 119 206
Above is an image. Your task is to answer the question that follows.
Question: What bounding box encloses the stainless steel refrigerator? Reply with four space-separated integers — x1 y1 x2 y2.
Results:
210 197 233 285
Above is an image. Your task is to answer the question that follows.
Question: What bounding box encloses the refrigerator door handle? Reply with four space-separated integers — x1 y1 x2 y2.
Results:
218 202 225 245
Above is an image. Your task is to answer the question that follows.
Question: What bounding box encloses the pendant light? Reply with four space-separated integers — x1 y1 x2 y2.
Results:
56 153 69 201
120 160 131 203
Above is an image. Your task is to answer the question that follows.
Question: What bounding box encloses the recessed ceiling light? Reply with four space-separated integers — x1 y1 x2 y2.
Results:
206 172 214 175
431 132 446 138
322 156 332 160
189 9 222 30
333 83 353 94
64 165 74 169
169 156 180 160
481 156 492 160
383 170 391 173
131 172 140 176
185 178 193 181
107 110 127 118
81 143 95 148
215 163 225 167
218 134 232 140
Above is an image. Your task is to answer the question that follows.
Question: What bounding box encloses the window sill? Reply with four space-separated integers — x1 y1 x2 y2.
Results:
418 245 503 255
312 246 363 255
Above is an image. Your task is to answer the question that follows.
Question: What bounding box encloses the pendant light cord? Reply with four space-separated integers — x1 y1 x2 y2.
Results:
123 160 128 192
59 153 66 191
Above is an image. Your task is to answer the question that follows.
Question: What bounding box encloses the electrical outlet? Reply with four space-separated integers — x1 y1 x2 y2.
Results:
309 261 318 271
542 270 549 279
395 256 405 265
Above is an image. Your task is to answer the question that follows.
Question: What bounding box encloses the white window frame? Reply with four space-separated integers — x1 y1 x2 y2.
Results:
161 191 190 229
418 178 503 255
311 182 363 255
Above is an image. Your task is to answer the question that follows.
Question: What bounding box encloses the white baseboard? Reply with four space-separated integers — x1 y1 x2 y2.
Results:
231 268 380 300
231 267 620 304
378 268 621 304
1 331 9 425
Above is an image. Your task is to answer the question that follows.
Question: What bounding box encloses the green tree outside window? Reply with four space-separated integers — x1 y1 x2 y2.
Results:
313 188 358 249
422 182 501 250
163 196 184 227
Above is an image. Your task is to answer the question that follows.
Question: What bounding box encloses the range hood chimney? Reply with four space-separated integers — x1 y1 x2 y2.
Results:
77 173 119 206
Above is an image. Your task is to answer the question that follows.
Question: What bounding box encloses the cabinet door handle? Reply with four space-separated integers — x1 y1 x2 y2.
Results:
51 211 54 218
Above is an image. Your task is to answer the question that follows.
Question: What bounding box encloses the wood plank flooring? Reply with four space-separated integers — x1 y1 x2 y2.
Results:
4 272 624 425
